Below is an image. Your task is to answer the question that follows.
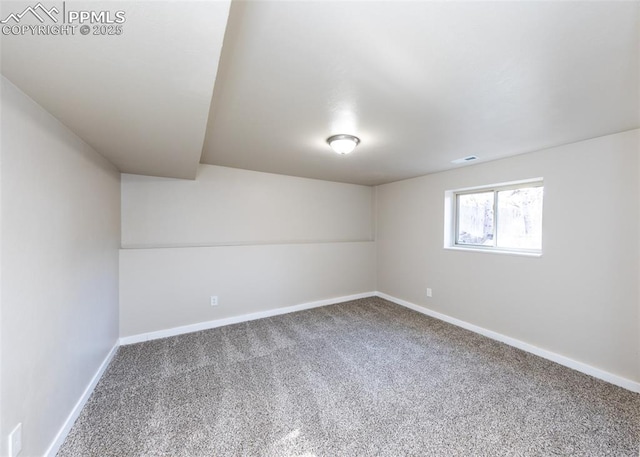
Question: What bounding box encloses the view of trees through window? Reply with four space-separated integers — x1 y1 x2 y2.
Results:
456 184 543 251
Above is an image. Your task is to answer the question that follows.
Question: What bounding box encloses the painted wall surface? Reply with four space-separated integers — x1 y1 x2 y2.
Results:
376 129 640 382
120 242 375 337
121 165 374 247
0 77 121 456
120 165 376 337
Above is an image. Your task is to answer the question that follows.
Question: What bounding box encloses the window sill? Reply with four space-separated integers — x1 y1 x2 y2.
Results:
444 246 542 258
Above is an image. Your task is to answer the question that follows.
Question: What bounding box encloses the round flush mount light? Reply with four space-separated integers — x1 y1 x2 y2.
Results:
327 134 360 155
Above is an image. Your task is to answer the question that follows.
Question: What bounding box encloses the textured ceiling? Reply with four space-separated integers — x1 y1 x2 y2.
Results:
1 1 638 185
201 1 639 185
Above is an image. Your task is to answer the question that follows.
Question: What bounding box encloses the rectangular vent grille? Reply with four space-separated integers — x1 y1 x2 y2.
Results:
451 155 478 164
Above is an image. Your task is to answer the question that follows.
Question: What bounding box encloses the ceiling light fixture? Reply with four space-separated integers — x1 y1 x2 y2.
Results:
327 134 360 155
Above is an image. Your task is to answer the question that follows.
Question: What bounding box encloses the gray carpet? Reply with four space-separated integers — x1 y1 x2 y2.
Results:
58 297 640 456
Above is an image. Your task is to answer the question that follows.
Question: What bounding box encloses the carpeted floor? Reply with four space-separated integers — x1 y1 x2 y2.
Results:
58 297 640 456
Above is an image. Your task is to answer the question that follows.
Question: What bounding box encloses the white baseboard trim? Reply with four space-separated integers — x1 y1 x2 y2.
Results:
44 342 119 457
37 291 639 456
376 291 640 394
119 292 376 345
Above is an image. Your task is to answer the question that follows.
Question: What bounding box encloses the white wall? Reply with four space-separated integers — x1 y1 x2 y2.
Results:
0 77 121 456
120 243 375 337
122 166 374 247
376 129 640 383
120 165 376 338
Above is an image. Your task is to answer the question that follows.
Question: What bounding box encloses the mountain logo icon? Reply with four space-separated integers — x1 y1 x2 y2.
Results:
1 2 59 24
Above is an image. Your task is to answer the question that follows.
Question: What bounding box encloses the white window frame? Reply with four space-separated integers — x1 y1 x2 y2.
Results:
444 178 544 257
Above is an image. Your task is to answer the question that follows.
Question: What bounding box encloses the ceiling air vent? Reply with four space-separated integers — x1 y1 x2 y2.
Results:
451 155 478 164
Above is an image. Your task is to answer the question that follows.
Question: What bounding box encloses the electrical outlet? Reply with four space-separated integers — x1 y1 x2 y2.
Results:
210 296 218 306
9 423 22 457
426 288 433 298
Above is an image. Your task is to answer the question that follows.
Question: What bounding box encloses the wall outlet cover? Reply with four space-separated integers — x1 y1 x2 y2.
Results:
210 296 218 306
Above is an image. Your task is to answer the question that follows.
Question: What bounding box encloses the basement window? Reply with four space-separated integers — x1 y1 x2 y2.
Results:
444 179 544 256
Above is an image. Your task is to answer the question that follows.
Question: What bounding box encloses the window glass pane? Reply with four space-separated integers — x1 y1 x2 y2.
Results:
457 192 494 246
496 186 543 250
